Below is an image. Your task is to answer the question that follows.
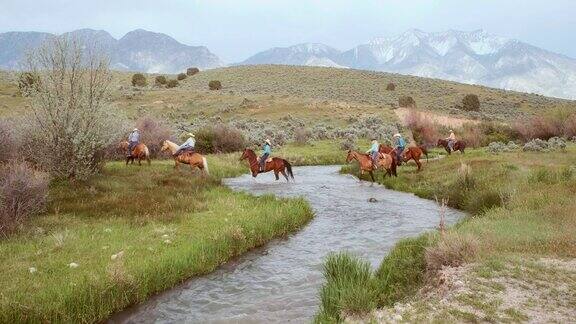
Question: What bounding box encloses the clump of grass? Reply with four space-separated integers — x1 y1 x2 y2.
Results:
425 233 479 271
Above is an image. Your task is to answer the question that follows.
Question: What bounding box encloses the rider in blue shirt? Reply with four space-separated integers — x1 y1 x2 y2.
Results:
260 139 271 172
393 133 406 162
366 138 379 170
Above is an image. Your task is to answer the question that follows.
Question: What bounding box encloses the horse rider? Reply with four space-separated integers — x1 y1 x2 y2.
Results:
174 133 196 157
127 128 140 157
366 137 379 170
447 130 456 152
259 139 272 172
393 133 406 162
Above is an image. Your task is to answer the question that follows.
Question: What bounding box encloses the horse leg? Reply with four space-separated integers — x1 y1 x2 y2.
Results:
369 171 375 182
138 157 142 166
280 169 289 182
415 159 422 171
274 170 280 181
125 157 129 166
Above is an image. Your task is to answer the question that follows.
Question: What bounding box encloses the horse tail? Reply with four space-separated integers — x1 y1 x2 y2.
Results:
202 156 209 175
420 146 429 162
283 159 294 180
144 146 151 165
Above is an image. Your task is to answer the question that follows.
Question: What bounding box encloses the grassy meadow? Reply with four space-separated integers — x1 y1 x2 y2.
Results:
316 145 576 322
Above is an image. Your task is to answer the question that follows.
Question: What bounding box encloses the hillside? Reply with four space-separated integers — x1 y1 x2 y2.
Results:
2 65 575 140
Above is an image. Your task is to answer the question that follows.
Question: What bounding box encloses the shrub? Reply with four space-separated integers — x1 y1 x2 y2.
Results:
403 109 438 146
563 113 576 138
486 141 519 154
131 73 147 87
22 36 126 180
398 96 416 108
294 128 311 145
195 124 247 154
166 79 179 88
209 80 222 90
461 94 480 111
425 234 479 271
340 133 357 150
154 75 167 86
521 137 566 152
177 73 187 81
386 82 396 91
135 116 172 158
0 120 16 163
186 67 200 76
17 72 40 96
0 162 49 237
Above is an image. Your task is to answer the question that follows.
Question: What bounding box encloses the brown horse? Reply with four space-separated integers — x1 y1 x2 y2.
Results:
346 150 394 182
240 148 294 181
402 147 428 171
119 141 151 166
437 139 466 155
161 140 209 175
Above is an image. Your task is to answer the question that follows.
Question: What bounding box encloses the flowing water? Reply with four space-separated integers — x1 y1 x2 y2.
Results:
111 166 464 323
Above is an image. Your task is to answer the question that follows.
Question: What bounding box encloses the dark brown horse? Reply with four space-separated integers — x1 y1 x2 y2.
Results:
437 139 466 155
240 148 294 181
402 147 428 171
119 141 151 166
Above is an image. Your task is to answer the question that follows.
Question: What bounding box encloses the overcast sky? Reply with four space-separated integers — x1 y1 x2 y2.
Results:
1 0 575 62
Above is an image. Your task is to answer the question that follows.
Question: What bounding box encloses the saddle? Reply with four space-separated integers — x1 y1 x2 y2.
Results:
257 156 274 163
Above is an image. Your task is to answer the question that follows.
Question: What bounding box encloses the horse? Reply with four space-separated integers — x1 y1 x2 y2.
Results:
161 140 209 175
346 150 394 182
437 139 466 155
239 148 294 182
401 147 428 171
119 141 150 166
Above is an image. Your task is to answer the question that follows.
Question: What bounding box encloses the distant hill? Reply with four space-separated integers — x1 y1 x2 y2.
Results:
0 28 224 73
239 29 576 100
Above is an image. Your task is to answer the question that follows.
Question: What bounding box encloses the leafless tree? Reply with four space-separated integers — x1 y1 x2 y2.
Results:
21 36 125 180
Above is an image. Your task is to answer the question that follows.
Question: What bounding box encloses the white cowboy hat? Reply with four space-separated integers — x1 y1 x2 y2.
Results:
187 133 195 137
133 128 138 131
393 133 401 137
449 130 453 132
265 139 271 145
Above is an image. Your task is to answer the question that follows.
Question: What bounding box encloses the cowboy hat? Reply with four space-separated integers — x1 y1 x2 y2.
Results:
133 128 138 132
393 133 401 137
265 139 271 145
187 133 195 137
449 130 453 132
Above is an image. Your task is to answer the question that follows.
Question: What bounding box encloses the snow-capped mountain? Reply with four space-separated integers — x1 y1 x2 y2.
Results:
0 29 223 73
241 43 346 68
241 29 576 99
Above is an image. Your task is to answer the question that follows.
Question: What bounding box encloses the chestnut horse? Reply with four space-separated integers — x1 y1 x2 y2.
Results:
161 140 209 175
119 141 150 166
437 139 466 155
240 148 294 181
379 144 428 170
346 150 394 182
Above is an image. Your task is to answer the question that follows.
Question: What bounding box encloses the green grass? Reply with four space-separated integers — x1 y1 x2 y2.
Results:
317 145 576 322
0 159 313 323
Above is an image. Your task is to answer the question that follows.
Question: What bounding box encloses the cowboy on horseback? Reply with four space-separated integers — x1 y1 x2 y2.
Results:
173 133 195 157
259 139 272 172
127 128 140 157
393 133 405 163
447 130 456 152
366 138 379 170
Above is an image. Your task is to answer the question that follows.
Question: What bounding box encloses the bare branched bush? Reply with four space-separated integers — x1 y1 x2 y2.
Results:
195 124 246 154
294 128 311 145
135 116 172 158
21 36 125 180
0 120 17 163
403 109 438 145
564 113 576 138
386 82 396 91
0 161 49 237
17 72 40 97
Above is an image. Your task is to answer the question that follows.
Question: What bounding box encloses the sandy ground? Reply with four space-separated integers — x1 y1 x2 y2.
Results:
346 258 576 323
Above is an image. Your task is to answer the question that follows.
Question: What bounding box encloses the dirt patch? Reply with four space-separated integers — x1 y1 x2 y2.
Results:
395 107 479 128
347 258 576 323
